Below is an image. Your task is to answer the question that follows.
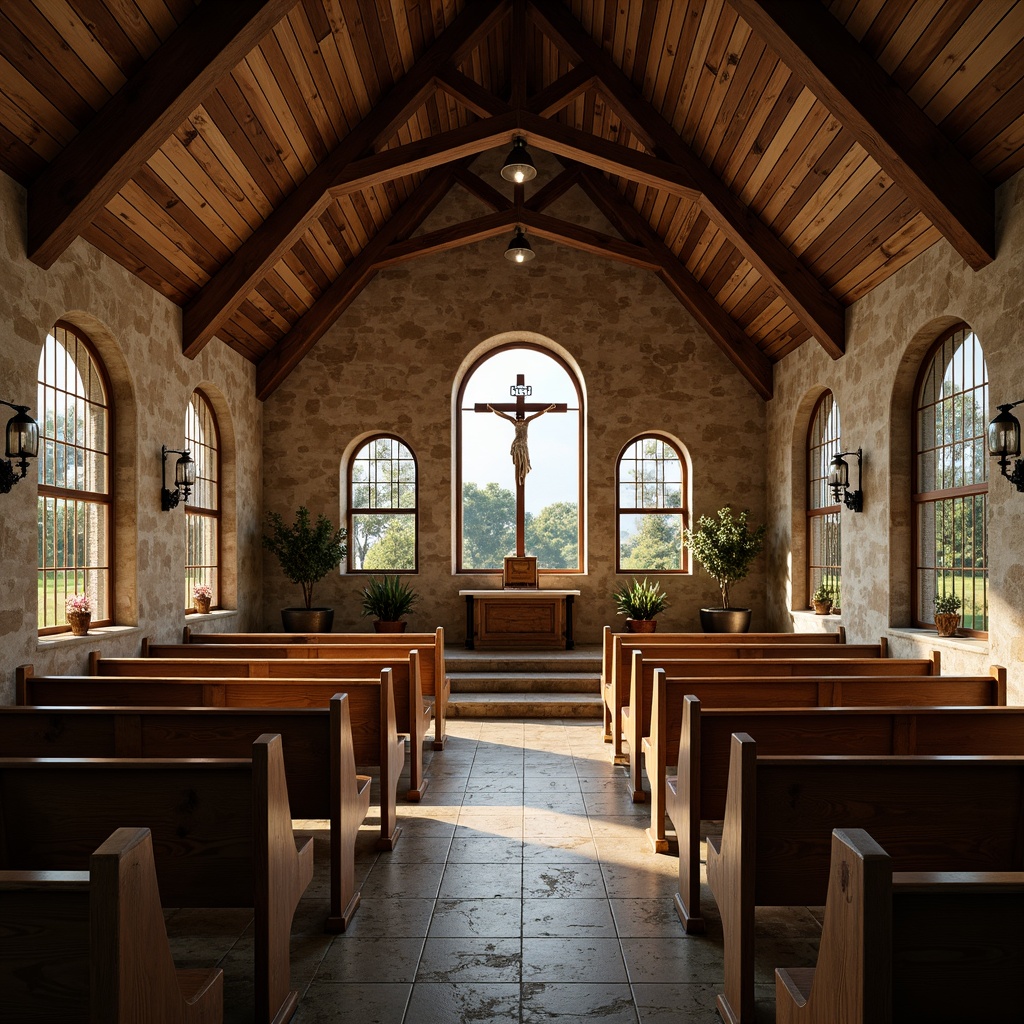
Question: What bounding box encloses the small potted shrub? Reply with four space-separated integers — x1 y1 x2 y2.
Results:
192 583 213 614
263 506 347 632
933 592 962 638
811 581 833 615
683 506 766 632
361 575 419 632
66 592 91 636
613 577 669 632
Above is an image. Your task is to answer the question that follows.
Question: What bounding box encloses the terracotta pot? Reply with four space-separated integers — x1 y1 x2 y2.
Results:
699 607 752 633
625 618 657 633
194 596 212 614
934 612 960 638
281 607 334 632
67 611 91 636
373 620 407 633
812 600 831 615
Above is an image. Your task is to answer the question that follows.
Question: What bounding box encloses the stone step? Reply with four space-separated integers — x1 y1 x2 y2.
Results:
449 671 600 694
447 692 604 719
445 647 602 676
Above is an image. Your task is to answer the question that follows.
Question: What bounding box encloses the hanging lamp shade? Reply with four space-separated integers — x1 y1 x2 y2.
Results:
500 138 537 184
504 227 535 264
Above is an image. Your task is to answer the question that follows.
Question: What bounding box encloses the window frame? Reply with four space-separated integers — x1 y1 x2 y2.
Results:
911 323 989 637
347 433 419 574
455 343 584 574
615 433 689 574
806 390 842 608
184 388 221 612
37 320 114 634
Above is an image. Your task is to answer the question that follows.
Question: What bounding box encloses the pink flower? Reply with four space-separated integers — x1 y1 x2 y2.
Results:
66 592 91 614
193 584 213 600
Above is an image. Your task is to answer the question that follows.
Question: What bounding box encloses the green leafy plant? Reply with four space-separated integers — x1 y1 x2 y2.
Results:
933 592 962 616
683 506 767 609
262 506 347 609
361 574 419 621
613 577 669 620
812 581 833 604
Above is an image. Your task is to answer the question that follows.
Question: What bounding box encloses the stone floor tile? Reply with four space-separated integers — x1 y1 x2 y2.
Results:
338 897 436 938
415 936 521 982
631 983 723 1024
522 861 607 898
359 858 445 900
438 859 524 899
313 936 425 983
447 835 523 863
522 937 628 983
620 936 726 985
291 982 412 1023
428 897 523 937
522 897 617 937
404 982 520 1023
521 982 638 1023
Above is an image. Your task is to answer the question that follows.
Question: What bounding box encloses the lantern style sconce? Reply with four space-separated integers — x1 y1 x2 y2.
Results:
504 226 535 264
161 445 195 510
988 400 1024 491
0 399 40 494
500 137 537 184
828 447 863 512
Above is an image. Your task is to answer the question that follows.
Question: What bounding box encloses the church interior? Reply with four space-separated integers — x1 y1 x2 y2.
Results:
2 1 1024 1021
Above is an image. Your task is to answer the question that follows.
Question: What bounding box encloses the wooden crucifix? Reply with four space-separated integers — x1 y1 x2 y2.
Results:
474 373 568 557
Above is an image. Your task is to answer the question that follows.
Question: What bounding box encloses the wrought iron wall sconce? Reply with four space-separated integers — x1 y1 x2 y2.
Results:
988 400 1024 491
0 398 39 494
828 447 863 512
161 445 196 511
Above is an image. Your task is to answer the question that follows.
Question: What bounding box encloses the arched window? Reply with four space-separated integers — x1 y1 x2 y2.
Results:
807 391 842 607
913 324 988 634
457 346 582 572
185 389 220 609
348 435 417 572
37 322 112 633
617 435 688 572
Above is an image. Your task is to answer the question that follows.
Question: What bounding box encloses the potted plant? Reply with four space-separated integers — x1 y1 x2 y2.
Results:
933 592 962 638
683 506 767 633
66 592 91 636
360 575 419 633
262 506 347 632
192 583 213 614
613 576 669 633
811 581 833 615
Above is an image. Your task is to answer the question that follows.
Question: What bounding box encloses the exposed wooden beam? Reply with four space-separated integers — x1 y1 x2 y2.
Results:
577 166 773 400
27 0 296 269
185 0 511 358
453 168 514 212
524 65 597 117
519 209 662 270
435 68 511 119
375 211 515 267
529 0 846 361
525 166 581 213
256 165 460 400
728 0 994 271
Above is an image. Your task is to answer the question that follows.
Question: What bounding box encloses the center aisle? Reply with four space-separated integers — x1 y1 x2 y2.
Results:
168 718 822 1023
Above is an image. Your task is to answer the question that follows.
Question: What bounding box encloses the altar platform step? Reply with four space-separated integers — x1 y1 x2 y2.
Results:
445 646 602 719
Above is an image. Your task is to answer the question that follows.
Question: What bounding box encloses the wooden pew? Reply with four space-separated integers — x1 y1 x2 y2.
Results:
89 652 432 800
179 627 450 750
665 676 1012 928
0 734 312 1024
1 691 388 930
705 736 1024 1024
775 828 1024 1024
16 667 408 847
622 650 942 799
602 629 883 761
1 826 223 1024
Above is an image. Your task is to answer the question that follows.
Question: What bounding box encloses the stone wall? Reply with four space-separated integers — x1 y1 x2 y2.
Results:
261 158 770 643
765 167 1024 703
0 173 264 703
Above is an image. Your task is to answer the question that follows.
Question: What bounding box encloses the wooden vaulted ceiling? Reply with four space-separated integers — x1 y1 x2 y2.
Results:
3 1 1024 401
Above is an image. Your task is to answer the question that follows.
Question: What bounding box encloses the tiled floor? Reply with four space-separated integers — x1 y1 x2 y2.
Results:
165 718 822 1023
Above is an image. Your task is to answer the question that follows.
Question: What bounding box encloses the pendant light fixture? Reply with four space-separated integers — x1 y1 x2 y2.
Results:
500 137 537 184
504 227 535 264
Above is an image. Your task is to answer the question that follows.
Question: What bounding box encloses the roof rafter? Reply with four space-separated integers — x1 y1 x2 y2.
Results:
184 0 512 358
528 0 846 360
576 166 773 400
728 0 994 271
27 0 297 270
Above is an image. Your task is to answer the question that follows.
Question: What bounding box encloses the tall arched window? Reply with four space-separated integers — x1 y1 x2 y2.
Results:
457 346 582 572
807 391 842 607
913 324 988 634
617 435 688 572
348 435 417 572
37 322 112 632
185 389 220 609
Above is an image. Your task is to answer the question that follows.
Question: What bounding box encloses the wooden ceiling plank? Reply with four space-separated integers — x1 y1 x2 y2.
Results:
674 0 724 144
530 0 845 358
576 165 772 399
768 122 852 233
27 0 296 269
978 109 1024 180
700 32 767 171
184 0 510 358
799 168 893 266
0 52 76 150
36 0 128 93
688 6 747 155
287 10 345 142
841 222 943 303
729 0 995 268
834 210 936 298
0 121 46 181
646 2 688 112
338 0 383 101
941 35 1024 141
0 90 64 168
630 0 661 96
819 192 916 286
255 162 458 398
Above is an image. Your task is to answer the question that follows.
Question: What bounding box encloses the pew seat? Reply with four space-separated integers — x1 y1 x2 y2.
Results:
0 826 223 1024
775 828 1024 1024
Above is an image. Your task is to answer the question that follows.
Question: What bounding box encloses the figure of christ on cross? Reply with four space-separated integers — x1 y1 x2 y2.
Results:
474 373 568 557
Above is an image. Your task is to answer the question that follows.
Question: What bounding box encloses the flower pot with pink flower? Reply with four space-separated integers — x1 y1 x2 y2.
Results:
66 592 92 635
193 583 213 614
